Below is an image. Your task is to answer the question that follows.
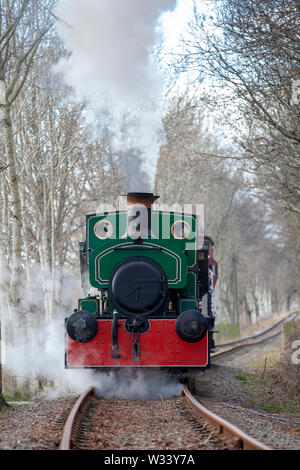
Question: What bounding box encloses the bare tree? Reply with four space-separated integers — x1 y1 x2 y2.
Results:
172 0 299 204
0 0 57 408
155 93 296 332
0 0 54 310
166 0 300 291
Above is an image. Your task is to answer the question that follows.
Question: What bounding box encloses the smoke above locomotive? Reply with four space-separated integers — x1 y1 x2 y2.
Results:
55 0 178 188
65 193 218 380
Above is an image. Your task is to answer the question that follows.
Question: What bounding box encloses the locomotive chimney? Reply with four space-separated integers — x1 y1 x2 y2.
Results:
126 192 159 240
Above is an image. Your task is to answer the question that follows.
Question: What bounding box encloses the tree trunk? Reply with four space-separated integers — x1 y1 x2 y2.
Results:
1 103 22 310
0 323 8 410
232 253 240 335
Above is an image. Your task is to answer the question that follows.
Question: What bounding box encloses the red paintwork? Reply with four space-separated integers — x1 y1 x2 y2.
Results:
66 319 208 368
210 258 218 288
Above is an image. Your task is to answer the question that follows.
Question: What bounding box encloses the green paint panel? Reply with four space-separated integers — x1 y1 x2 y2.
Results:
79 298 98 316
87 211 197 291
180 299 198 312
182 272 197 297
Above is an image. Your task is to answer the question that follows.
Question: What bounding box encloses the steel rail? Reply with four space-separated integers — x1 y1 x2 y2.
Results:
217 310 299 348
212 330 282 359
182 385 271 450
59 384 271 450
212 310 299 359
59 386 95 450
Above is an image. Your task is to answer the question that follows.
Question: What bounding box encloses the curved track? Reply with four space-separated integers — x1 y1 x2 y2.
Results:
59 386 94 450
59 314 300 450
59 385 271 450
58 313 299 450
182 386 270 450
213 310 299 358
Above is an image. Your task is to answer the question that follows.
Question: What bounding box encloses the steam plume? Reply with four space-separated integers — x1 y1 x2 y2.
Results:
55 0 178 187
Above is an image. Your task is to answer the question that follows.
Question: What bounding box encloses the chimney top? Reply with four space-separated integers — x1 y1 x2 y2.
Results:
127 192 159 199
126 192 159 208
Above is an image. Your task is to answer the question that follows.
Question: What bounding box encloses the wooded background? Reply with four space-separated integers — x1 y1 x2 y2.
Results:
0 0 299 402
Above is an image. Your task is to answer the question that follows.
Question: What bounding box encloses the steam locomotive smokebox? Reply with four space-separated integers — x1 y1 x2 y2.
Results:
109 256 168 316
176 310 208 343
66 310 98 343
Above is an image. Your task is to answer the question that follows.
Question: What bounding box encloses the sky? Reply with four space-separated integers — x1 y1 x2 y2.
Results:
161 0 211 50
161 0 194 46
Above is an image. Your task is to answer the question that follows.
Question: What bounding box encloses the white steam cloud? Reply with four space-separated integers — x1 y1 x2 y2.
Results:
55 0 177 188
5 318 182 400
2 263 182 400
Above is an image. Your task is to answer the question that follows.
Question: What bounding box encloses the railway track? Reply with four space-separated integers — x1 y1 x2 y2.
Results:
59 386 95 450
59 385 270 450
212 310 299 358
58 313 299 450
182 386 270 450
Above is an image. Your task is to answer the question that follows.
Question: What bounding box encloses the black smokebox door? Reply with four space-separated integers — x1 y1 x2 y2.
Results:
109 257 168 316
